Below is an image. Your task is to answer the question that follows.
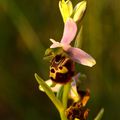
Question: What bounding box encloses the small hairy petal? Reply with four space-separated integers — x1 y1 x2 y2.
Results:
72 73 80 82
67 47 96 67
39 79 53 91
50 39 62 48
51 84 62 92
70 79 80 102
39 79 62 92
61 18 77 45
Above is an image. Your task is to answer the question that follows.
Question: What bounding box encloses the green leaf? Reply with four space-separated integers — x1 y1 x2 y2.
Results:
34 73 63 112
94 108 104 120
62 82 71 109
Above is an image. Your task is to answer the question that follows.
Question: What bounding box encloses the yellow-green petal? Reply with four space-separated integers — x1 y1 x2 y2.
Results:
72 0 87 22
59 0 73 23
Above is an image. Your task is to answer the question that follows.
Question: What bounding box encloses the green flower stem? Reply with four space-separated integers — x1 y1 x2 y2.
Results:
35 73 63 112
62 82 71 109
35 73 68 120
60 82 71 120
57 85 64 101
60 110 68 120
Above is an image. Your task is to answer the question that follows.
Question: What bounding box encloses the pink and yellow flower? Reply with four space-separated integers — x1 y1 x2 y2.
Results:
50 18 96 67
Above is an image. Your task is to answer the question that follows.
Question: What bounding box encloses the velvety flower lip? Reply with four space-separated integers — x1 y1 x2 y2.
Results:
50 18 96 67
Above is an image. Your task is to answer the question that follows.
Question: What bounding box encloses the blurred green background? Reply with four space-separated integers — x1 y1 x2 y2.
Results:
0 0 120 120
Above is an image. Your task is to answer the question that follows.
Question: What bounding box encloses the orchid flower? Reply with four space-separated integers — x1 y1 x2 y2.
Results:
50 18 96 67
39 73 81 102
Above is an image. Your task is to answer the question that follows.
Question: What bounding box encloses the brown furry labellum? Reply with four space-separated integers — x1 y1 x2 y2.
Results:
49 55 75 84
65 89 90 120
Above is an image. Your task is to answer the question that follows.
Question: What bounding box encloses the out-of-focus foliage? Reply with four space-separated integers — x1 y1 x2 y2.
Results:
0 0 120 120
